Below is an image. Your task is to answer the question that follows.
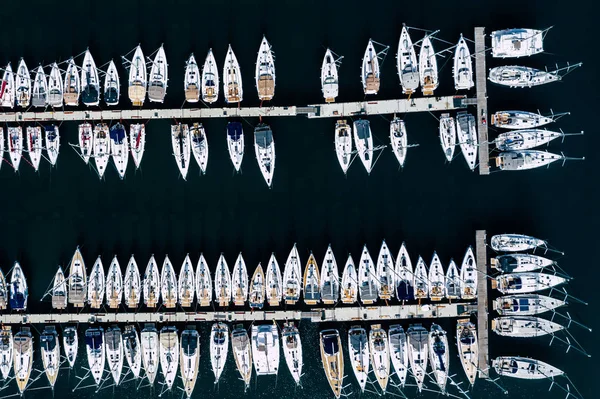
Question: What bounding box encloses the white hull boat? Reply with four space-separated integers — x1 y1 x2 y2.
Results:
141 324 159 384
196 254 212 306
495 150 568 171
265 253 283 306
429 324 449 391
390 117 408 167
51 267 67 310
63 326 78 368
321 48 339 102
492 110 557 129
456 319 478 385
320 245 339 304
201 49 219 103
1 63 16 108
129 123 145 168
15 59 31 108
85 327 105 386
26 126 43 171
494 129 578 151
63 58 80 106
159 326 179 390
254 123 276 187
348 326 369 392
460 247 477 299
180 327 200 397
232 253 249 306
369 324 390 393
190 122 208 174
493 356 563 379
492 272 567 294
10 263 28 311
358 245 378 304
13 329 33 394
78 122 93 164
106 256 123 309
490 65 560 87
231 325 252 390
255 36 276 101
446 260 461 300
184 54 200 103
0 326 13 379
68 248 87 307
439 113 456 162
456 111 478 170
171 123 191 179
142 256 160 308
491 253 554 273
251 324 280 376
388 325 408 387
453 35 474 90
148 45 168 103
419 35 438 95
340 255 358 304
123 325 142 379
493 294 565 316
492 315 564 337
44 125 60 166
282 322 303 385
491 234 546 252
227 121 244 172
397 26 419 94
178 255 195 307
47 63 63 107
105 326 124 385
428 252 445 301
7 127 23 171
128 45 147 106
283 244 302 304
40 326 60 387
353 119 374 174
395 243 414 301
109 122 129 179
215 254 232 307
334 120 352 174
413 256 429 300
81 49 100 106
161 256 177 308
362 39 381 95
249 263 265 309
223 45 243 103
491 28 545 58
32 66 48 107
376 240 395 300
93 123 110 179
104 60 120 106
124 255 141 308
210 323 229 383
407 324 428 392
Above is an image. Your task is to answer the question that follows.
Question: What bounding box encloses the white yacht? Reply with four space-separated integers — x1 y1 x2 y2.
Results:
196 254 212 306
439 113 456 162
419 35 438 95
161 256 178 308
178 255 196 307
93 123 111 179
232 253 249 306
180 327 200 397
282 322 302 385
370 324 390 393
142 255 160 308
85 327 105 386
348 326 369 392
491 234 547 252
10 262 28 311
63 326 78 368
453 35 474 90
159 326 179 390
353 119 374 174
80 49 100 106
1 63 15 108
340 255 358 304
492 356 563 379
15 59 31 108
190 122 208 174
492 315 564 338
407 324 428 391
14 328 33 394
124 255 141 308
376 240 395 300
63 58 80 106
104 60 120 106
456 319 478 385
231 325 252 390
40 326 60 388
51 267 67 310
0 326 13 379
362 39 381 95
283 244 302 304
265 253 283 306
44 124 60 166
428 252 445 301
184 54 200 103
109 122 129 179
320 329 344 399
446 260 461 300
148 45 168 103
491 110 558 129
7 127 23 171
390 117 408 167
171 123 191 180
495 150 569 171
31 66 48 107
123 325 142 379
26 126 43 171
334 119 352 174
413 256 429 300
388 325 408 387
128 45 147 106
141 324 159 384
358 245 378 304
460 247 477 300
320 245 339 304
493 272 567 294
254 122 276 187
78 122 93 164
129 123 146 169
494 129 580 151
491 28 546 58
201 49 219 103
303 254 320 305
215 254 232 307
321 48 339 102
493 294 565 316
491 253 554 273
227 121 244 172
255 36 276 101
251 323 280 376
47 63 63 107
395 243 414 301
105 326 124 385
490 65 559 88
106 256 123 309
456 111 478 170
397 26 419 94
249 263 265 310
223 45 243 104
429 324 449 391
210 322 229 383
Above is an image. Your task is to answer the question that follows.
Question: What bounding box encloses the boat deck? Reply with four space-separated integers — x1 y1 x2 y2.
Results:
474 27 490 175
475 229 490 378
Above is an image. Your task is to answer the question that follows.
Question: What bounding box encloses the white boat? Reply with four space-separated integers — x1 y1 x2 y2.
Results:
201 49 219 103
63 58 80 106
141 324 159 384
283 244 302 305
495 150 569 171
161 256 177 308
491 253 554 273
105 326 124 385
494 129 580 151
0 326 13 379
44 124 60 166
376 240 395 300
439 113 456 162
231 325 252 390
265 253 283 306
142 255 160 308
0 269 6 310
489 65 560 88
7 127 23 171
492 110 557 129
390 117 408 167
104 60 120 106
492 356 563 379
282 322 302 385
249 263 265 310
491 234 547 252
128 45 147 106
85 327 105 386
223 45 243 104
362 39 381 95
321 48 339 103
159 326 179 390
184 54 200 103
348 326 369 392
256 36 276 101
178 255 196 307
369 324 390 392
492 315 564 338
353 119 374 174
388 325 408 387
124 255 141 308
251 323 280 375
453 35 474 90
1 63 15 108
110 122 129 179
340 255 358 304
51 267 67 310
215 254 232 306
491 28 546 58
445 260 461 300
40 326 60 387
180 327 200 397
129 123 146 169
171 123 191 180
456 111 478 170
334 120 352 174
460 247 477 300
10 262 28 311
493 272 567 294
419 35 438 95
428 252 445 301
148 45 168 103
210 322 229 383
397 26 419 94
429 324 449 391
358 245 378 304
13 328 33 394
78 122 93 164
15 59 31 108
227 121 244 172
456 319 478 385
63 326 78 368
493 294 566 316
196 254 212 306
81 49 100 106
320 329 344 399
413 256 429 300
190 122 209 174
123 325 142 379
303 253 320 305
26 126 43 171
407 324 428 391
232 253 248 306
93 123 111 179
31 66 48 107
320 245 339 304
395 243 414 301
106 256 123 309
47 63 63 107
254 123 276 187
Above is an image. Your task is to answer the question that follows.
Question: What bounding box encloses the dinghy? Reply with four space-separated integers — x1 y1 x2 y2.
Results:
353 119 374 174
110 122 129 179
283 244 302 305
15 59 31 108
232 253 249 306
491 253 554 273
265 253 283 306
456 111 478 170
161 256 177 308
196 254 212 306
397 26 419 94
26 126 43 171
40 326 60 387
142 255 160 308
428 252 446 301
348 326 369 392
492 356 563 379
47 63 63 107
14 328 33 394
492 110 558 129
184 54 200 103
171 123 191 180
223 45 243 103
491 28 546 58
419 35 438 95
303 253 320 305
358 245 378 304
320 245 339 304
369 324 390 393
390 117 408 167
215 254 232 307
93 123 111 179
340 255 358 304
282 322 302 385
141 324 159 384
10 262 28 311
178 255 195 307
104 60 120 106
180 327 200 397
148 45 168 103
78 122 93 164
1 63 15 108
159 326 179 390
231 325 252 390
85 327 105 386
413 256 429 300
129 123 146 169
492 315 564 337
106 256 123 309
334 120 352 174
190 122 208 174
251 323 280 375
123 325 141 379
81 49 100 106
493 294 566 316
201 49 219 103
362 39 381 95
227 121 244 172
51 267 67 310
63 326 78 368
7 127 23 171
453 35 474 90
63 58 80 106
492 272 567 294
321 48 339 102
210 322 229 383
491 234 547 252
320 329 344 399
376 240 395 300
388 325 408 387
395 243 414 301
249 263 265 309
460 247 477 299
0 326 13 379
456 319 478 385
407 324 428 392
105 325 124 385
429 324 449 391
44 124 60 166
124 255 141 308
445 260 461 300
439 113 456 162
31 66 48 107
256 36 276 101
128 45 147 106
254 122 276 187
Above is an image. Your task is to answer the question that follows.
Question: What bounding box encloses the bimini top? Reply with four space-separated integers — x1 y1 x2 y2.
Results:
491 28 545 58
355 120 371 139
254 124 273 148
85 328 103 350
109 123 126 144
227 122 243 140
321 331 339 355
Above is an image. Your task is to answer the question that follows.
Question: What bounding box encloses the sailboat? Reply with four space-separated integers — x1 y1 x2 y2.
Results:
358 245 378 304
256 36 276 101
320 329 344 399
180 327 200 397
78 123 93 164
453 35 474 90
489 65 560 88
190 122 209 174
428 252 445 301
370 324 390 393
419 34 439 95
51 267 67 310
0 326 13 379
491 253 554 273
10 262 28 311
110 122 129 179
1 63 15 108
232 253 249 306
429 324 450 392
395 243 414 301
390 117 408 167
439 113 456 162
460 247 477 299
254 122 276 187
171 123 191 180
123 325 142 379
265 253 283 306
7 127 23 171
321 48 340 103
413 256 428 300
223 45 243 103
31 66 48 107
491 28 546 58
494 129 581 151
201 49 219 103
456 111 478 170
446 260 461 300
362 39 381 95
44 125 60 166
492 356 563 379
215 254 232 307
178 255 196 307
63 58 80 106
161 255 178 308
63 326 78 368
0 270 6 310
353 119 374 174
376 240 395 300
184 54 200 103
282 322 302 385
283 244 302 305
456 319 478 385
407 324 428 391
124 255 141 308
491 110 558 129
26 126 43 171
348 326 369 392
251 323 280 375
227 121 244 172
128 45 147 106
141 324 159 384
148 45 168 103
105 325 124 385
492 315 564 337
129 123 145 169
196 254 212 306
492 272 567 294
142 255 160 308
38 328 60 391
249 263 265 309
15 59 31 108
494 294 566 316
85 327 105 386
231 325 252 390
106 256 123 309
303 253 320 305
495 150 576 171
334 120 352 174
93 122 111 179
397 26 419 94
320 245 339 304
47 63 63 107
159 326 179 390
341 255 358 304
210 322 229 383
81 49 100 106
13 328 33 394
388 325 408 387
491 233 547 252
104 60 120 106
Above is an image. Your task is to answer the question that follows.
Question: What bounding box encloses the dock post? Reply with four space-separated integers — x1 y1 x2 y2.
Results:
474 27 490 175
475 229 490 378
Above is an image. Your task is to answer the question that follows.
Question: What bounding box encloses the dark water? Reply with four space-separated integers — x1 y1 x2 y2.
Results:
0 0 597 397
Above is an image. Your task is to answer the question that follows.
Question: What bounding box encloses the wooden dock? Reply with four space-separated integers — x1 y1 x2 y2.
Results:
475 230 490 378
474 27 490 175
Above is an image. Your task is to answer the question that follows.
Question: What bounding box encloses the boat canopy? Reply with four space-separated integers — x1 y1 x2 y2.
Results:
110 123 126 143
228 122 243 140
322 333 339 355
355 120 371 139
85 329 103 350
181 331 198 355
255 125 273 148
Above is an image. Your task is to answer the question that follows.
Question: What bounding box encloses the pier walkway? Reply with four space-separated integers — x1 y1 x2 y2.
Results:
474 27 490 175
475 229 490 378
